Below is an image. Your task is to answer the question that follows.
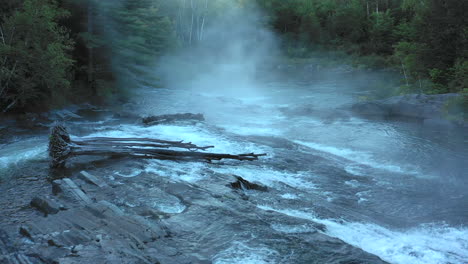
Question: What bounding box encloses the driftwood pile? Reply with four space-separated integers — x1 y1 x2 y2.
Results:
48 125 266 168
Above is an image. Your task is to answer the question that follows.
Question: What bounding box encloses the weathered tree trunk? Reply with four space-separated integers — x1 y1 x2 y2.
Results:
366 1 370 17
48 125 266 168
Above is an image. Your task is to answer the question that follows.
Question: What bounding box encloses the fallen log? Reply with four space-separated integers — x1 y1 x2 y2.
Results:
48 125 266 168
142 113 205 126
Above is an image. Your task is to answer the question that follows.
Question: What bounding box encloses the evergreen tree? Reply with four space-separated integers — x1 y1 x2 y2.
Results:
0 0 74 112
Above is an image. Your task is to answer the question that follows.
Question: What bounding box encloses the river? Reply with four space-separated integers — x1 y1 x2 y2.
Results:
0 67 467 264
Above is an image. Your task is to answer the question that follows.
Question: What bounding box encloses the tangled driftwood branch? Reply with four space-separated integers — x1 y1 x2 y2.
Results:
48 125 266 168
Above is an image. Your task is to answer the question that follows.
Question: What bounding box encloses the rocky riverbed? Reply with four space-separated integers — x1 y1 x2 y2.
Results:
1 75 467 264
0 139 388 264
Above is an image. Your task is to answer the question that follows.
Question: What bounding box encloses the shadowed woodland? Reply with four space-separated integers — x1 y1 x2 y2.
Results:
0 0 466 113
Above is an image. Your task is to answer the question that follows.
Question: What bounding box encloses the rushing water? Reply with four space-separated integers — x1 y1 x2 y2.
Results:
1 74 467 264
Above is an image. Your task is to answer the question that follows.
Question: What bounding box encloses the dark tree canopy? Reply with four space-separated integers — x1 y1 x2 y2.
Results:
0 0 466 113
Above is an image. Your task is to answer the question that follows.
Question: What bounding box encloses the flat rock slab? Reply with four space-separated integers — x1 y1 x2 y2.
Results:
0 229 35 264
78 171 108 188
61 178 93 204
19 200 167 263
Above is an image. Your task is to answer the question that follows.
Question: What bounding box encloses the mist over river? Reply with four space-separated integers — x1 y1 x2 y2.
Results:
1 68 467 263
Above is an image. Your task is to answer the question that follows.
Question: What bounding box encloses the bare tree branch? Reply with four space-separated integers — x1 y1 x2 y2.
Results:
2 98 17 113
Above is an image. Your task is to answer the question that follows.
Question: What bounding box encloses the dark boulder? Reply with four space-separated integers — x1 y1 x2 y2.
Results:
30 197 61 216
229 176 268 192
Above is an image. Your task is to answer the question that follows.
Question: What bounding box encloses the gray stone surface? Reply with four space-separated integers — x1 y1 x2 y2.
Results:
1 158 389 264
79 170 108 188
61 178 93 204
30 197 60 216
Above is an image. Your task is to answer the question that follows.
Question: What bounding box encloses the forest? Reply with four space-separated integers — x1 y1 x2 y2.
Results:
0 0 466 113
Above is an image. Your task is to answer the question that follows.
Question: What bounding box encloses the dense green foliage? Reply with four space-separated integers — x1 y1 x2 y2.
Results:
0 0 74 112
0 0 466 113
0 0 174 112
92 0 174 91
257 0 467 96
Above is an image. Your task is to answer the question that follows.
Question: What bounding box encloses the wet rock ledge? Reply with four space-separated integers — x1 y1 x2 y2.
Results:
0 164 389 264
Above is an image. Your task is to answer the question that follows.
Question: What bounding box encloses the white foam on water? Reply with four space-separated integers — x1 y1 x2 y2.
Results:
212 166 317 190
324 222 468 264
212 108 284 136
145 160 208 183
0 139 47 172
294 140 420 175
82 123 268 155
280 193 299 200
114 168 143 178
71 119 111 126
344 180 360 188
82 124 212 145
80 123 271 184
257 205 468 264
219 124 283 136
270 223 315 234
344 165 367 176
213 241 280 264
356 191 371 203
77 123 271 183
320 191 336 202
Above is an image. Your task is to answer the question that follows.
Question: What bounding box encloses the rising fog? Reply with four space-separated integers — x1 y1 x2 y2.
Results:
155 1 280 99
90 0 406 110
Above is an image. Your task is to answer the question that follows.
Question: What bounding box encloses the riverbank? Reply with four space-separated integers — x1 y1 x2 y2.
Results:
273 57 467 128
349 93 467 128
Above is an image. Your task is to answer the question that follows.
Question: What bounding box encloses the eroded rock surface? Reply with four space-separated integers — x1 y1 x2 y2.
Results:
0 164 389 264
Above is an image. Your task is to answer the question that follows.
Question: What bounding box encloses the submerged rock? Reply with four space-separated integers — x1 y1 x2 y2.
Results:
229 176 268 192
142 113 205 126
